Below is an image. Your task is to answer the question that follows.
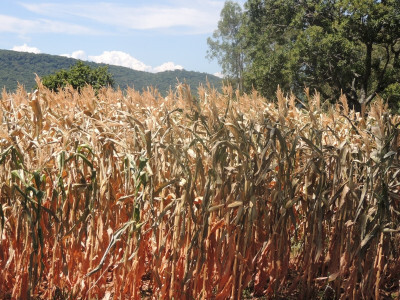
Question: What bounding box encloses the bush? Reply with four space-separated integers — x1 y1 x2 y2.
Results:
42 61 114 92
382 83 400 114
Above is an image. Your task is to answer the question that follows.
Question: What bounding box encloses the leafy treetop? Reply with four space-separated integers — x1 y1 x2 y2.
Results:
209 0 400 111
207 0 246 90
41 61 114 92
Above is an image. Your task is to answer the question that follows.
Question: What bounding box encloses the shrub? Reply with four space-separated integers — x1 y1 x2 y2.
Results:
41 61 114 92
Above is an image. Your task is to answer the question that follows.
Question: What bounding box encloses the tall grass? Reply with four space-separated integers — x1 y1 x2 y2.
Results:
0 80 399 299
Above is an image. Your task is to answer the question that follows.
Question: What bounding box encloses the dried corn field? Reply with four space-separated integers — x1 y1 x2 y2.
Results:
0 80 400 299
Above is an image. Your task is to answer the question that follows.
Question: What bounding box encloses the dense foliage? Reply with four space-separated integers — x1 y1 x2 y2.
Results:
42 61 114 92
0 82 399 299
207 1 246 90
0 50 222 95
209 0 400 111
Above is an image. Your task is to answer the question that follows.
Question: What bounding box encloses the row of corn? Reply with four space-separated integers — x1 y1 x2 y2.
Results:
0 80 399 299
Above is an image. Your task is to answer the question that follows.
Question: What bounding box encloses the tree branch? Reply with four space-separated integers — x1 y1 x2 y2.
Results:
363 44 392 105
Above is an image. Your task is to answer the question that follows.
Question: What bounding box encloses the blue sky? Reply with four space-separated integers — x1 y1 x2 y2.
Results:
0 0 246 76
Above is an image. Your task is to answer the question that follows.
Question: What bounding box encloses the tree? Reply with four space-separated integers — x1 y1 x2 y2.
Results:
207 1 246 91
242 0 300 99
241 0 400 110
42 61 114 92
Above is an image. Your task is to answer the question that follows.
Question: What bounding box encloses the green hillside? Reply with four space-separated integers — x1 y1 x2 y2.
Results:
0 49 222 94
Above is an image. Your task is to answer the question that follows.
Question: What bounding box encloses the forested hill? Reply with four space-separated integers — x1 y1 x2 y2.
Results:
0 49 222 94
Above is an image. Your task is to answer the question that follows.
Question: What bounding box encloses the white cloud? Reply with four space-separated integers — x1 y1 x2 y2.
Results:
12 44 41 54
88 51 153 72
213 72 224 78
87 51 184 73
60 50 184 73
0 14 101 35
61 50 88 60
20 1 224 34
153 62 183 73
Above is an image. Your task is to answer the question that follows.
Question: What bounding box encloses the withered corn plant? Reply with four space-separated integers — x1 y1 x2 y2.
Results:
0 79 399 299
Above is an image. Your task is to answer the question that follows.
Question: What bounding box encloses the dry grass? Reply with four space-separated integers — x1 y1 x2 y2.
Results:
0 80 399 299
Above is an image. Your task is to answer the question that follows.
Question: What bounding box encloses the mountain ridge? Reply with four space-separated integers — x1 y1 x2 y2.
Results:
0 49 222 95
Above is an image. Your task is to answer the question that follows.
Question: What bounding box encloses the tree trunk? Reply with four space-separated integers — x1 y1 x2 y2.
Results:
359 42 373 117
360 42 373 104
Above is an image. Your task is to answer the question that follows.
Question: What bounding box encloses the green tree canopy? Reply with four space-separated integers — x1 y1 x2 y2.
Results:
207 0 246 90
213 0 400 110
42 61 114 92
